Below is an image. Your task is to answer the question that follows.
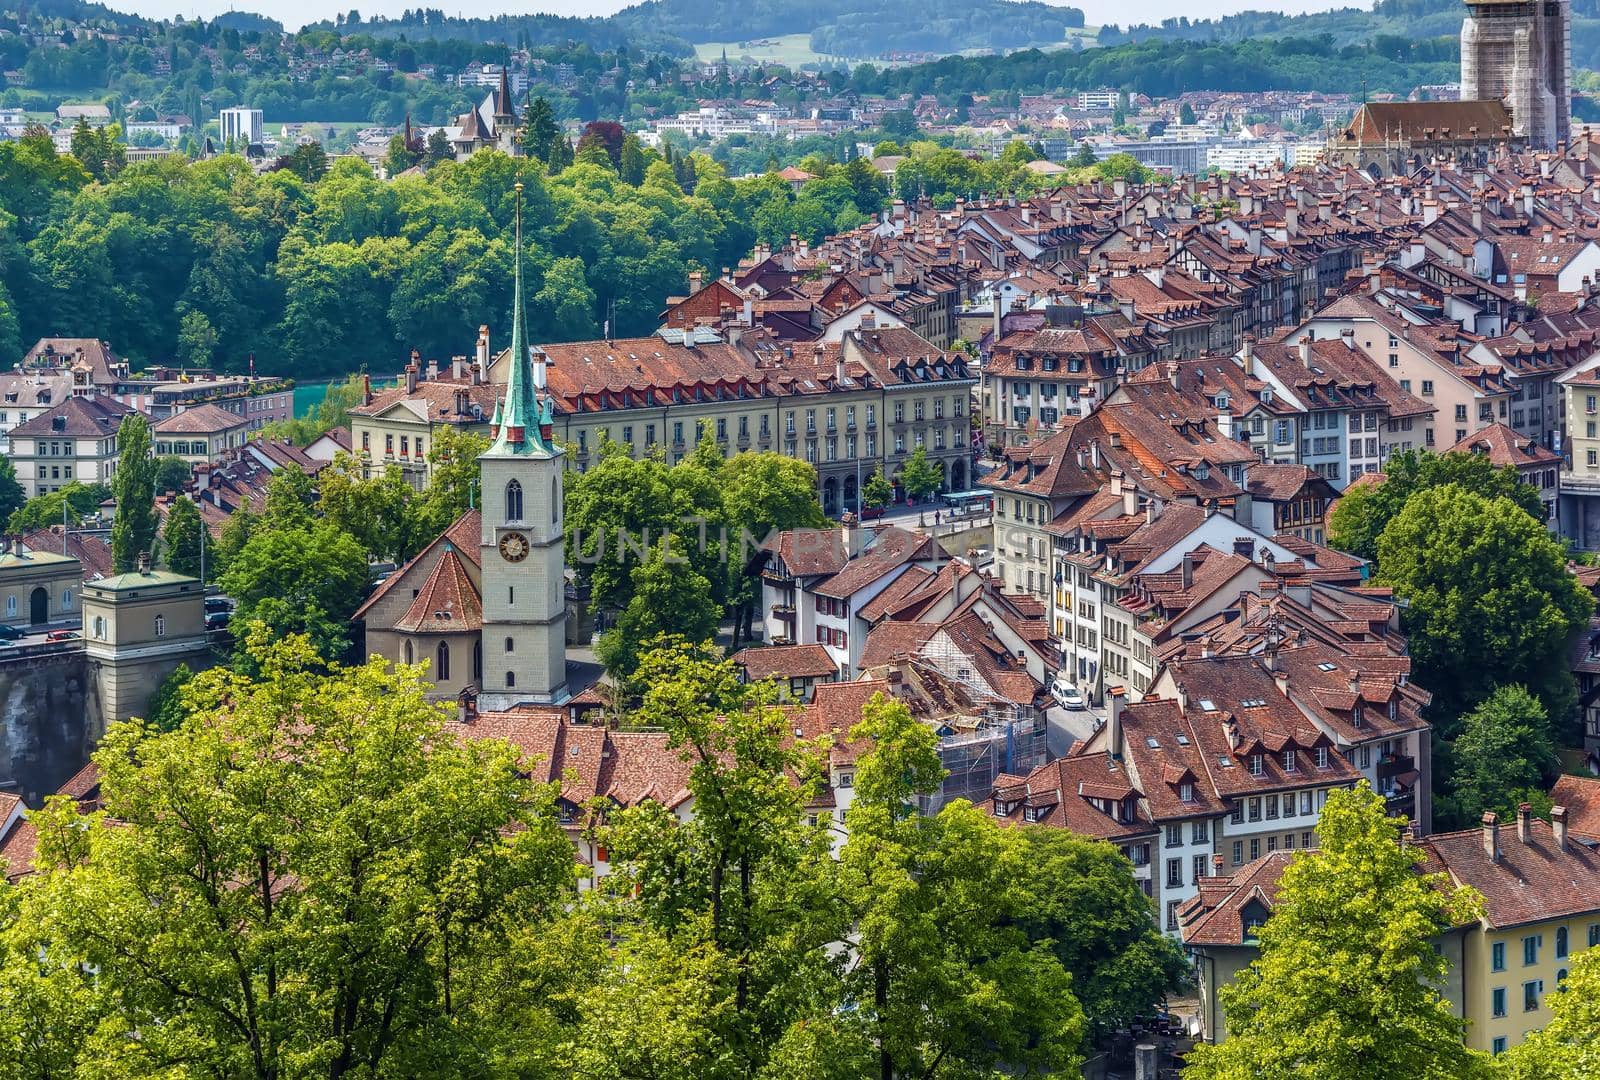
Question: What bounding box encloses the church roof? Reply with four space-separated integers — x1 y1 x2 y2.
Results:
1338 100 1513 147
394 545 481 633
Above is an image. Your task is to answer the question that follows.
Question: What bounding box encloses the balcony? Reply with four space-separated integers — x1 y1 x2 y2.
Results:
771 604 796 619
1377 752 1415 781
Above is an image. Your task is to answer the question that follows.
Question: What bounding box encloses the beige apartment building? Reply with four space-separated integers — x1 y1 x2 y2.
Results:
352 324 976 514
1290 295 1513 453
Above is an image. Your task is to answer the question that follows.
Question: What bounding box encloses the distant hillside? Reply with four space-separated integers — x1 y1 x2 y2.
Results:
610 0 1085 57
303 9 685 56
328 0 1087 62
1099 0 1600 73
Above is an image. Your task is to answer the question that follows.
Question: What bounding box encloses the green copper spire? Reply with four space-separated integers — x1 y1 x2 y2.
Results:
488 181 556 458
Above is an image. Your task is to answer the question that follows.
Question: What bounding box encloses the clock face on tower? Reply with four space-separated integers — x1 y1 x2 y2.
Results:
498 531 530 563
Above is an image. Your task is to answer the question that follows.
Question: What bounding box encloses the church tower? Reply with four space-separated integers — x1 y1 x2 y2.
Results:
478 182 568 708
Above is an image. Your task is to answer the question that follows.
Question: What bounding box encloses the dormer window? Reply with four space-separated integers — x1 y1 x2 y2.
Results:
1352 705 1363 728
1315 745 1330 768
1388 700 1398 720
1179 780 1196 802
1249 753 1264 776
1024 806 1041 822
1283 750 1296 772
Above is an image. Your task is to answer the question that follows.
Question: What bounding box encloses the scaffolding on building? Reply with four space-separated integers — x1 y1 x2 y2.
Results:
886 658 1048 814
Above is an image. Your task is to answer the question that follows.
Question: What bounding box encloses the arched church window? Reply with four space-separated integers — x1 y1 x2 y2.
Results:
505 479 524 522
436 641 451 681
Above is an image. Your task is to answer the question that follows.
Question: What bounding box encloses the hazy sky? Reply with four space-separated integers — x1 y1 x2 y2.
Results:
110 0 1360 35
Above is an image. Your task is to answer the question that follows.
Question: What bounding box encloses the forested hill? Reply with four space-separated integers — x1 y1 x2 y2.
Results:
852 35 1459 98
609 0 1085 54
1096 0 1600 70
306 10 683 57
324 0 1086 61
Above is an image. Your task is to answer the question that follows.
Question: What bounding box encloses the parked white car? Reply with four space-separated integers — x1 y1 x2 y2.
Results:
1051 678 1085 710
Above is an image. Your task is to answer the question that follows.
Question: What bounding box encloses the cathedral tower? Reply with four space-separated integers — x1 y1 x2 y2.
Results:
478 182 568 708
1461 0 1571 151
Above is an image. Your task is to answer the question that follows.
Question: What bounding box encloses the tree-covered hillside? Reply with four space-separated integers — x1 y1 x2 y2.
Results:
611 0 1085 56
851 35 1460 98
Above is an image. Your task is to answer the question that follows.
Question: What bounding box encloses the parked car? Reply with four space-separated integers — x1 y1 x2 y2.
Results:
45 629 79 642
859 504 886 521
0 625 24 640
205 611 232 631
1051 678 1086 710
203 596 234 614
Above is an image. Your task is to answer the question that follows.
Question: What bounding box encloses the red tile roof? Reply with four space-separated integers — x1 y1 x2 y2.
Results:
1420 815 1600 929
731 643 838 680
394 546 481 634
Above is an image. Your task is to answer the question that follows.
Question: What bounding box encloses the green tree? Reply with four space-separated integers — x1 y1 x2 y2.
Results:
415 426 490 536
619 133 647 185
595 551 721 686
522 95 561 164
109 413 156 573
424 127 452 167
218 518 371 664
0 457 25 525
161 493 203 578
587 639 836 1077
283 140 329 182
1376 484 1592 731
1070 141 1098 168
530 255 597 342
719 451 827 645
0 632 582 1076
1184 783 1489 1080
862 466 893 510
383 132 419 176
1016 827 1190 1037
565 444 720 618
899 445 941 502
1445 685 1559 828
6 482 111 532
210 505 258 578
317 453 421 563
1500 945 1600 1078
142 661 192 731
1179 102 1198 125
176 309 218 366
840 693 1088 1078
153 454 191 494
1328 449 1546 565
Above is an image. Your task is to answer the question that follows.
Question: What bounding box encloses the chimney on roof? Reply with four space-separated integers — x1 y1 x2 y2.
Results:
458 688 478 725
1167 359 1180 390
136 551 151 575
1517 802 1532 844
1107 685 1125 757
405 362 419 395
1298 338 1313 368
361 373 372 406
1553 805 1569 850
1239 335 1254 369
424 355 438 381
452 355 465 381
688 269 704 294
1212 853 1226 877
1340 328 1356 350
1483 811 1500 861
1181 552 1196 589
476 325 490 373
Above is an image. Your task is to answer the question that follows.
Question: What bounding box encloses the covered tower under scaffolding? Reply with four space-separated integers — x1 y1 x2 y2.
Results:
1461 0 1571 150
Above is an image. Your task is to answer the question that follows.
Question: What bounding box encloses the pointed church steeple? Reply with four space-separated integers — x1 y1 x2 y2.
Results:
487 182 556 459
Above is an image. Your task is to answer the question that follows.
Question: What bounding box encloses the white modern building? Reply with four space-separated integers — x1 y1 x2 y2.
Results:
218 107 264 149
